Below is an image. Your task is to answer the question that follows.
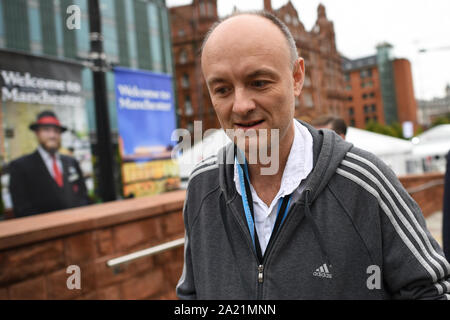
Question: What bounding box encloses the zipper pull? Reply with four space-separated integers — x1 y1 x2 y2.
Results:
258 264 264 283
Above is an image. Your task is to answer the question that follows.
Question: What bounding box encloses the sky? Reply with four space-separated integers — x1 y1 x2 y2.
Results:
166 0 450 100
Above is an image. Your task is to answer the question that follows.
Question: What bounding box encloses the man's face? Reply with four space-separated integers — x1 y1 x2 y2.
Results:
35 126 62 153
201 15 304 157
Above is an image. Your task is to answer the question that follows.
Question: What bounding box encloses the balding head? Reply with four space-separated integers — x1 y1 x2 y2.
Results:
200 11 305 167
201 11 299 69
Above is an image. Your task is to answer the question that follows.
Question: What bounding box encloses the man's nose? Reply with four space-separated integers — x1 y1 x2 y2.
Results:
48 128 61 137
232 88 256 116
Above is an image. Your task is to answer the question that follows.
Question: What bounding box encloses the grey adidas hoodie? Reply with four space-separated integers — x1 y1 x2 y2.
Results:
177 120 450 300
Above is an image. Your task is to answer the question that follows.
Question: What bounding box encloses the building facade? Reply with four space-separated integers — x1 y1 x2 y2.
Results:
0 0 174 200
417 85 450 127
271 2 347 123
170 0 346 135
0 0 173 135
169 0 219 135
342 43 418 130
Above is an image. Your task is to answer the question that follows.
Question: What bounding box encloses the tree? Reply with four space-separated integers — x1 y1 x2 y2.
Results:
431 114 450 128
365 120 404 139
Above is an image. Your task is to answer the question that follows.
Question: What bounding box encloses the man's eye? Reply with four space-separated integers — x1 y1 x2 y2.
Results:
214 87 230 95
252 80 269 88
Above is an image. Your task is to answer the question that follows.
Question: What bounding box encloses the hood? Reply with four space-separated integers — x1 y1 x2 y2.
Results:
218 119 354 205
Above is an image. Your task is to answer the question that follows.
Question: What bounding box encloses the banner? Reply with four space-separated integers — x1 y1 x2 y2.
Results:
0 49 91 209
114 67 179 198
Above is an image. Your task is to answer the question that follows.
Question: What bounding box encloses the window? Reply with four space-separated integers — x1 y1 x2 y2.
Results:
303 92 313 108
304 75 311 87
178 29 185 37
181 74 189 88
347 96 353 101
185 96 193 116
360 68 372 79
179 49 187 64
207 2 214 16
371 104 376 112
344 73 350 82
362 93 367 99
360 69 367 78
346 85 352 91
349 107 354 116
364 105 369 114
365 117 370 124
350 119 355 127
199 2 206 16
373 115 378 122
370 92 375 98
284 14 291 24
187 123 194 134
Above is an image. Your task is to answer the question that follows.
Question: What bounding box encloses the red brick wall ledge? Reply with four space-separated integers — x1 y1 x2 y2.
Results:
0 190 186 300
0 190 186 251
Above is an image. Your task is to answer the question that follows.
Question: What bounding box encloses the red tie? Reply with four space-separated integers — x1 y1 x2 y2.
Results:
52 155 64 187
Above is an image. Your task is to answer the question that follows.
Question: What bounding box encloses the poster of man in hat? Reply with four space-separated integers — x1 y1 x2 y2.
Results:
0 50 92 219
7 110 89 218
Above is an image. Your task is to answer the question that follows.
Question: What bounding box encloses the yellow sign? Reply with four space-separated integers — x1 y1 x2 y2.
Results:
121 159 180 198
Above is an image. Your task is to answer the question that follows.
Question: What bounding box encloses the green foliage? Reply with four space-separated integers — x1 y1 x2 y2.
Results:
430 114 450 128
414 125 424 136
365 120 405 139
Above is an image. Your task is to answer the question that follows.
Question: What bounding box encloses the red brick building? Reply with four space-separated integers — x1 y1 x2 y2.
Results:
169 0 220 136
342 43 418 131
270 2 347 123
169 0 347 134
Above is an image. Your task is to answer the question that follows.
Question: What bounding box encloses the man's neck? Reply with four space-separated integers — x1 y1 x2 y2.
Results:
38 145 58 157
246 122 295 206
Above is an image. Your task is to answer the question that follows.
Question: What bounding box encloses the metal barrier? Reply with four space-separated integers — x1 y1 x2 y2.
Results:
406 179 445 194
106 237 184 272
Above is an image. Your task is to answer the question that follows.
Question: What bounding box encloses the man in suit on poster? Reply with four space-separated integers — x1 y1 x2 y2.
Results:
8 110 89 218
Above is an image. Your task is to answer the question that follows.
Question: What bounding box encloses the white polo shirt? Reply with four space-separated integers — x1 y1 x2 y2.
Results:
234 120 314 255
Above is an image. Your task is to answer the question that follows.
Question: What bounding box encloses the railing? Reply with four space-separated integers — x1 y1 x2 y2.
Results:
106 237 185 272
406 179 445 194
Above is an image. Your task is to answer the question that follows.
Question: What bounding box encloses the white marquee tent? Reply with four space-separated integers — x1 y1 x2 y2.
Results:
176 124 450 186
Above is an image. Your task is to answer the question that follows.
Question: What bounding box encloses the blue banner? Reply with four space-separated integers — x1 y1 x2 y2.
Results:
114 67 176 161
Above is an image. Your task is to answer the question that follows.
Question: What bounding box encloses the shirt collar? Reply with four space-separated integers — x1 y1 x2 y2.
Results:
234 120 314 198
38 145 60 161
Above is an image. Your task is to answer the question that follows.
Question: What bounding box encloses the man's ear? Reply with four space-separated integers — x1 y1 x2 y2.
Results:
293 57 305 96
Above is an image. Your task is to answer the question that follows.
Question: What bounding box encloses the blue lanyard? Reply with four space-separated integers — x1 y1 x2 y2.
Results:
236 156 292 254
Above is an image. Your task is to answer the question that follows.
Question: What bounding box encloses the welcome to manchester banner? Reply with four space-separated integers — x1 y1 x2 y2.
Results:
113 67 179 197
0 49 87 164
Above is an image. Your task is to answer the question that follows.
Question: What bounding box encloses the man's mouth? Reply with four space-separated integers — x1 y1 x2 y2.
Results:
235 120 265 130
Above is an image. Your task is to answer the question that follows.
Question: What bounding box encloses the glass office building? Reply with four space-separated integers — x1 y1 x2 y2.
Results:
0 0 173 133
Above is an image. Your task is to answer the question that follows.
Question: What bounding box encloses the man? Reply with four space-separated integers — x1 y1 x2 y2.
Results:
8 110 89 218
177 12 450 299
311 114 347 139
443 151 450 260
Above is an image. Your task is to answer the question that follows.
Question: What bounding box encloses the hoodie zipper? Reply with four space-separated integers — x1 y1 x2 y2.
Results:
257 264 264 299
254 201 301 300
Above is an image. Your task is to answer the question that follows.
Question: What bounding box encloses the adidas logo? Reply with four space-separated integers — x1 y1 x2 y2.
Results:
313 263 332 279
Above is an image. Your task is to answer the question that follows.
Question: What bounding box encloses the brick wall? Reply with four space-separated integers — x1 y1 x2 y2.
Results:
0 190 186 300
399 172 445 218
0 173 442 300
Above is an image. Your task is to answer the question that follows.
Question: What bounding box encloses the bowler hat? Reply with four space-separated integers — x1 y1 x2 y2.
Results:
29 110 67 132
